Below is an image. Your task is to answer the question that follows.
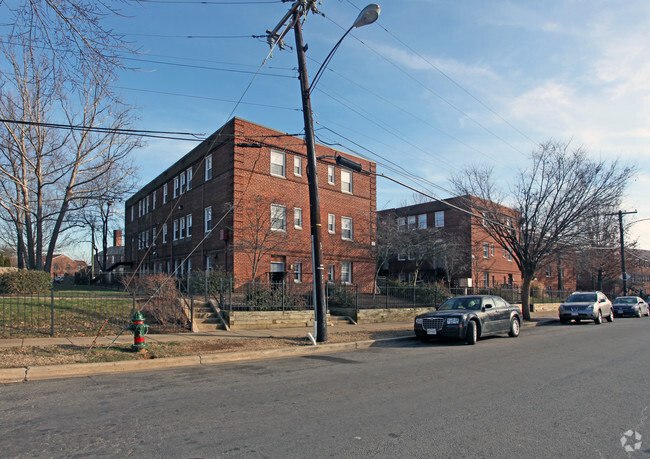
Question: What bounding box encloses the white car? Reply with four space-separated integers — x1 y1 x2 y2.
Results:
558 291 614 325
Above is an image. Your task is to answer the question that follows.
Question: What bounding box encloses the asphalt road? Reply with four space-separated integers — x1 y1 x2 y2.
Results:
1 318 650 458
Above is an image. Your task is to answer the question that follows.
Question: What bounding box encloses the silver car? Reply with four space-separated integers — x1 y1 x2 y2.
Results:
612 296 650 318
558 291 614 325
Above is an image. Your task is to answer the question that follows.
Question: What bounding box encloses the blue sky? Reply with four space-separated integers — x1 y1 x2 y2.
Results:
101 0 650 250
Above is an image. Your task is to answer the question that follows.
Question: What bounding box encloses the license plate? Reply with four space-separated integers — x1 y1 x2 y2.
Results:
571 312 578 316
426 329 437 335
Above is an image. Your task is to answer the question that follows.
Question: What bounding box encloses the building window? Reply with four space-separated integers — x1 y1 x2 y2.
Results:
162 223 168 243
328 214 335 233
507 249 512 261
270 150 285 177
341 261 352 284
490 244 494 257
397 217 406 232
294 208 302 229
173 177 179 198
407 215 416 231
186 214 192 238
163 183 168 204
130 206 133 222
138 200 142 217
418 214 427 229
328 264 335 282
546 266 551 277
152 192 156 210
205 154 213 180
503 247 507 258
341 169 352 194
204 206 212 233
270 261 285 274
341 217 353 240
271 204 287 232
173 220 179 241
483 272 490 287
145 195 150 214
186 167 193 191
328 165 335 185
483 242 489 259
397 251 406 261
179 217 186 239
408 248 415 260
294 156 302 176
180 172 187 194
294 262 302 283
434 211 444 228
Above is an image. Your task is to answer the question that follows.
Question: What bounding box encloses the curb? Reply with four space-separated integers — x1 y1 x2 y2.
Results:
0 336 412 384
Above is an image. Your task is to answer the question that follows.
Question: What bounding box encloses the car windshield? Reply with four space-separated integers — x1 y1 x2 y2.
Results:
438 297 482 310
614 297 636 304
566 293 597 303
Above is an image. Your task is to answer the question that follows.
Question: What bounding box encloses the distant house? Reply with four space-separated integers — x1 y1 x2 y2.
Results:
94 230 126 283
51 254 87 278
379 195 522 288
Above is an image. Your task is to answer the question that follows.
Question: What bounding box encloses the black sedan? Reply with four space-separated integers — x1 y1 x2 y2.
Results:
414 295 522 345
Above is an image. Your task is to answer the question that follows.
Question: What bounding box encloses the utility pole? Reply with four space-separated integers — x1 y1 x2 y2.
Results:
616 210 637 295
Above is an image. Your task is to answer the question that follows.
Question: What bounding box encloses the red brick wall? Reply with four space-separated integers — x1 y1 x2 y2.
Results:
125 118 376 290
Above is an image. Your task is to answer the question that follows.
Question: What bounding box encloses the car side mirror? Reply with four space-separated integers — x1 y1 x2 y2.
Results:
484 304 493 309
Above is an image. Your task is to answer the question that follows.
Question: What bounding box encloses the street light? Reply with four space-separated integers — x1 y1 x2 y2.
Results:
290 3 380 342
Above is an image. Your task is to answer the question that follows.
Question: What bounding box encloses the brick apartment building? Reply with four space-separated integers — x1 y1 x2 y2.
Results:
379 196 522 288
125 117 376 288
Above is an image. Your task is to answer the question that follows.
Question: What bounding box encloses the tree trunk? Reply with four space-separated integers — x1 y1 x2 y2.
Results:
520 274 532 321
597 268 603 291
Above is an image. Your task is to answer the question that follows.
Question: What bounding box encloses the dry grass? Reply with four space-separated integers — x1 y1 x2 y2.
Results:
0 329 413 368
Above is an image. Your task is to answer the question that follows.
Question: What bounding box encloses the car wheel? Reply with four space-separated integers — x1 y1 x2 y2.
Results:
637 310 642 318
607 310 614 322
508 317 520 337
594 311 602 325
466 320 478 345
575 319 581 323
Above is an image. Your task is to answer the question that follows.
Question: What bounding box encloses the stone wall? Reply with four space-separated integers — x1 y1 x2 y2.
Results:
330 307 434 324
222 310 325 329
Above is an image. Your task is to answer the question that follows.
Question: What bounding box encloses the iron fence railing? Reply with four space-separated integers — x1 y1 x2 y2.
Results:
0 288 191 338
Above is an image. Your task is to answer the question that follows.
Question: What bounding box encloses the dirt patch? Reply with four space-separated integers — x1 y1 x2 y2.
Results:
0 329 414 368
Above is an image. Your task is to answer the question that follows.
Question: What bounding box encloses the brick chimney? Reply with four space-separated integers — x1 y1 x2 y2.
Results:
113 230 123 247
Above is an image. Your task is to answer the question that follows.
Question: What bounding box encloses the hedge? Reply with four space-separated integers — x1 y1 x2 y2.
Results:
0 270 52 294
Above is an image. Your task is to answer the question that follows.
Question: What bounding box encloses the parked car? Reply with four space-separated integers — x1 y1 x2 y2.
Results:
558 291 614 325
612 296 649 318
414 295 522 345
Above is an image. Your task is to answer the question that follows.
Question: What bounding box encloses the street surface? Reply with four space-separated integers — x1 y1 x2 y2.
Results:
1 319 650 457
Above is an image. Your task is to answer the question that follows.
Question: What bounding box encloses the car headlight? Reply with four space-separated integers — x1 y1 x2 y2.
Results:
415 318 423 325
446 317 460 325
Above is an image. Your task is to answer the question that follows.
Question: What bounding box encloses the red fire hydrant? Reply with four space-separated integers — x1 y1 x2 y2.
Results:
128 311 149 352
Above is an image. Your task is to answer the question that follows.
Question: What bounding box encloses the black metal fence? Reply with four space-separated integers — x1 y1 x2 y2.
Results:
0 287 191 338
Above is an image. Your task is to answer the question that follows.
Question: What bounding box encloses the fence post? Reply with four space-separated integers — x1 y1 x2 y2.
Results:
229 277 233 315
386 284 389 308
205 270 208 304
190 294 194 331
50 288 54 336
413 283 416 307
282 279 286 312
132 290 136 314
356 284 359 315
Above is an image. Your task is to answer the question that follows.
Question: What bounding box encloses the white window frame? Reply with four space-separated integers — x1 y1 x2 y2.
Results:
397 217 406 232
205 154 213 181
163 183 168 204
418 214 427 229
328 214 335 233
173 220 179 241
341 169 352 194
328 165 335 185
204 206 212 233
152 191 156 210
186 167 193 191
270 204 287 232
397 251 406 261
294 262 302 283
180 172 187 194
162 223 168 243
179 217 186 239
490 243 494 257
270 150 286 178
434 211 444 228
483 242 489 259
294 208 302 229
130 206 134 222
341 216 353 241
341 261 352 284
173 177 179 198
328 264 335 282
294 156 302 177
407 215 416 231
186 214 192 238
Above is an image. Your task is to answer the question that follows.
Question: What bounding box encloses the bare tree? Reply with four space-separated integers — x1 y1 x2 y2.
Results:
0 41 140 273
229 196 290 282
452 140 634 320
3 0 135 94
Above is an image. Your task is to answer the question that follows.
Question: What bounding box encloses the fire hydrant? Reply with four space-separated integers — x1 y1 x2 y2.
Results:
128 311 149 352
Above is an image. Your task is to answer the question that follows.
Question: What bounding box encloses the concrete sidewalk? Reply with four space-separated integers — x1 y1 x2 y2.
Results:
0 312 557 384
